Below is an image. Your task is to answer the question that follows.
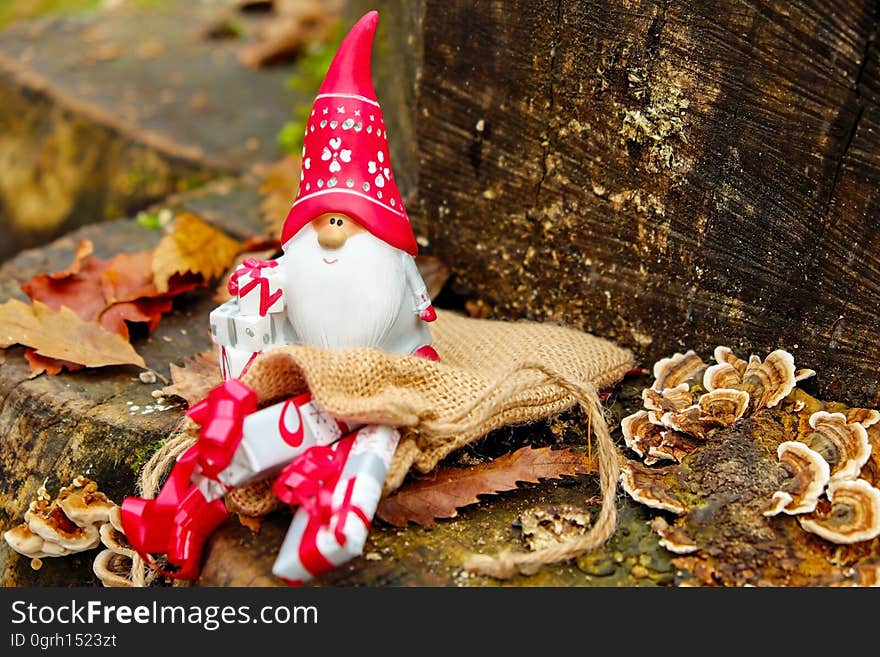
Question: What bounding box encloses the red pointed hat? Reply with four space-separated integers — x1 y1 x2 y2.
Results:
281 11 417 255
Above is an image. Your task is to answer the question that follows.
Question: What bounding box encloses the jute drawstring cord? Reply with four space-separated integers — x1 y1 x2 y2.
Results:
129 418 194 588
449 363 620 578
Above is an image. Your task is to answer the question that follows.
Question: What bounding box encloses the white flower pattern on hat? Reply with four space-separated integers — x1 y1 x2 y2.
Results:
321 137 352 173
367 150 391 189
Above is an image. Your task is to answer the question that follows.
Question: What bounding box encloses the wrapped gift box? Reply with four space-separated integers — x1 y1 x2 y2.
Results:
218 344 261 380
210 299 293 351
209 298 240 347
271 425 399 584
233 261 285 316
193 392 361 501
211 298 294 379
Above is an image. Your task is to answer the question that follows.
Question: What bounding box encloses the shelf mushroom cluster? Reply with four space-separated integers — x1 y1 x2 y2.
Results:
2 475 140 586
621 346 811 467
619 345 880 547
3 476 116 570
765 408 880 544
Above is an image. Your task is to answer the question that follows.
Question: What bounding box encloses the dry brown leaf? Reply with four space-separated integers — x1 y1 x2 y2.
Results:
238 0 340 69
19 239 201 374
0 300 145 369
258 155 301 236
152 213 242 293
161 346 222 407
376 446 597 527
22 238 113 323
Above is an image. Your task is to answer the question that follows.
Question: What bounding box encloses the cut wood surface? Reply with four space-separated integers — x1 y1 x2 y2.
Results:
0 0 305 259
360 0 880 406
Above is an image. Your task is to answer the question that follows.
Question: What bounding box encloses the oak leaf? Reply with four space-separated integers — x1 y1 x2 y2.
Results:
152 213 242 293
376 446 597 527
161 346 222 407
0 300 146 369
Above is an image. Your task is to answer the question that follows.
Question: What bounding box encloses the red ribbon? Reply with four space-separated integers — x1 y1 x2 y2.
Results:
273 435 374 580
278 393 311 447
186 379 258 480
120 445 229 580
332 477 371 546
227 258 282 316
272 437 354 521
220 347 261 382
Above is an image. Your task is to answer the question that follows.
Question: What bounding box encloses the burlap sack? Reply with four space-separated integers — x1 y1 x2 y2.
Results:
236 308 631 487
138 309 634 580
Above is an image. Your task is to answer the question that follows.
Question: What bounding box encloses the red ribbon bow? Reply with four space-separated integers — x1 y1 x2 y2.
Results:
227 257 278 295
272 445 348 524
187 379 258 480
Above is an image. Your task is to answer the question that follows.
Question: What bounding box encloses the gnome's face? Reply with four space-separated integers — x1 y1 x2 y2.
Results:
311 212 366 253
279 213 406 350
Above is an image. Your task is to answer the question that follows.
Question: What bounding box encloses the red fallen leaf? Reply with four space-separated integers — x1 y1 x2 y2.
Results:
376 446 597 527
24 349 84 378
20 239 203 374
99 298 175 340
22 239 113 322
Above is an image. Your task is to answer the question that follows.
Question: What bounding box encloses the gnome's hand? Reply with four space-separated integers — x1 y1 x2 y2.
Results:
419 305 437 322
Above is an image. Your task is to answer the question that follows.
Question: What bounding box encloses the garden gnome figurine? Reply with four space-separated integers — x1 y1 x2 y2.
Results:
276 10 438 360
121 11 438 584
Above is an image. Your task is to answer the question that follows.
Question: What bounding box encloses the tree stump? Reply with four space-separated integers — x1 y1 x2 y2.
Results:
360 0 880 406
0 145 280 585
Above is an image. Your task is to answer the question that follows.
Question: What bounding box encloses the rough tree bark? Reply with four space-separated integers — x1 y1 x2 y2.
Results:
360 0 880 406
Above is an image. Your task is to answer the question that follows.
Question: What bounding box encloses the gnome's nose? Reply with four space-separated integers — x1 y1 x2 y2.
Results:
317 219 347 249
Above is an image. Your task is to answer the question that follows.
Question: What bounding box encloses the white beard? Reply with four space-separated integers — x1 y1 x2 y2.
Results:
278 224 406 350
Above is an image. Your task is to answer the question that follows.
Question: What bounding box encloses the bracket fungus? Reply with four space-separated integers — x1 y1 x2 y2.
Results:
620 345 880 580
619 461 686 515
622 346 805 470
859 427 880 487
800 411 872 483
649 517 699 554
650 350 707 392
764 441 831 516
703 349 801 411
621 410 663 460
798 479 880 544
92 507 143 588
3 477 119 571
642 383 694 413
